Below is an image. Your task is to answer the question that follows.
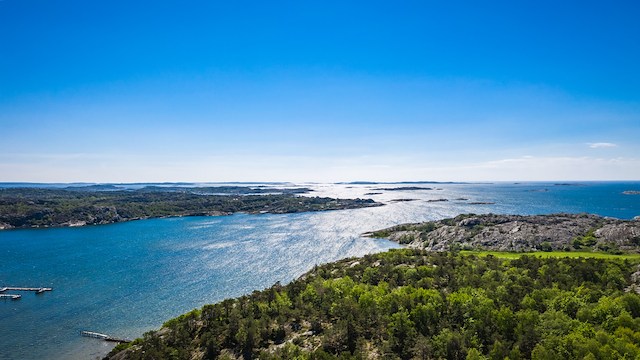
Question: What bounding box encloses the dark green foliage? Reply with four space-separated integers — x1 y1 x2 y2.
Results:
573 229 598 249
538 242 553 252
598 242 625 255
105 250 640 359
0 188 379 229
368 229 391 238
369 220 440 239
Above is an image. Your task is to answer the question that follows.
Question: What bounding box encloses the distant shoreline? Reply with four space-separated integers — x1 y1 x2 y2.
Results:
0 212 233 231
0 187 382 231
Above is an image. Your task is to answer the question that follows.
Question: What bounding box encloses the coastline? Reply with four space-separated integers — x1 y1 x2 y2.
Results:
0 204 386 231
4 182 640 359
0 211 232 231
106 246 640 359
0 187 382 231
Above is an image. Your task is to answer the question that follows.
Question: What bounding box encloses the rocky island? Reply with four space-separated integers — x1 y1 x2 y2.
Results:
0 187 381 230
372 186 433 191
367 213 640 253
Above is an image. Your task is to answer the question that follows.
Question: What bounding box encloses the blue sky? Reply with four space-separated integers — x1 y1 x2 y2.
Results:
1 1 639 182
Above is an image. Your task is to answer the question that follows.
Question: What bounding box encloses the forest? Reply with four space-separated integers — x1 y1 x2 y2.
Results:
106 249 640 359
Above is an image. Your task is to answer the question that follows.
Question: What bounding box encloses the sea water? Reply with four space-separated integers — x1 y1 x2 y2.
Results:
0 182 638 359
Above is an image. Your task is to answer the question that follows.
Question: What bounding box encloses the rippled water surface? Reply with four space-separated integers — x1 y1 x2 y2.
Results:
1 182 639 359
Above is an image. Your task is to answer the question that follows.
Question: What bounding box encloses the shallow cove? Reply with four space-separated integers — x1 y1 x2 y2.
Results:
0 210 400 360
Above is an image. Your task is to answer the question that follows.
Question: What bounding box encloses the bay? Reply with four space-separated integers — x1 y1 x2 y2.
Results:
1 182 639 359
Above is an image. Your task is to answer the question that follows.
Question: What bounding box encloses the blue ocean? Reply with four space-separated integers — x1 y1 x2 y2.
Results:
1 182 639 359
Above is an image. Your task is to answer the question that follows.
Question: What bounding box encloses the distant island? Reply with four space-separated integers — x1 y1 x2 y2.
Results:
336 181 471 185
0 187 381 230
372 186 434 191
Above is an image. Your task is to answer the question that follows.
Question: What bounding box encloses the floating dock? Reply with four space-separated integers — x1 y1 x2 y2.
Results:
0 294 21 300
81 331 131 343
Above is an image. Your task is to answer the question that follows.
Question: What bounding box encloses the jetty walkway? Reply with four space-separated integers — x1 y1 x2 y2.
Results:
0 286 53 300
81 331 131 343
0 286 52 294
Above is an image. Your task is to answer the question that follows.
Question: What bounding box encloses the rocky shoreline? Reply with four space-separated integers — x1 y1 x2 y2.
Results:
366 213 640 253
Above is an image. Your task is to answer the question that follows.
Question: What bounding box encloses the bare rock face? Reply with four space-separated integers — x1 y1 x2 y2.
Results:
596 223 640 246
371 213 640 252
626 265 640 294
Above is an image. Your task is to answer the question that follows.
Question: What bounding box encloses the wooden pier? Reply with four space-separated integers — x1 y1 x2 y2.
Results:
0 286 52 300
81 331 131 343
0 287 52 294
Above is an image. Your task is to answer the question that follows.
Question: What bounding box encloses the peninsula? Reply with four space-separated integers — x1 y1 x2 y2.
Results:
367 213 640 253
0 187 380 230
106 213 640 360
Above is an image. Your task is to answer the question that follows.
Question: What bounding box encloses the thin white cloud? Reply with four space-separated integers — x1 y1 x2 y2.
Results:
431 155 640 181
588 142 618 149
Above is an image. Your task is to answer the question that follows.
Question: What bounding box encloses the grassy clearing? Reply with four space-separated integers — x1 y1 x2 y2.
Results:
460 250 640 260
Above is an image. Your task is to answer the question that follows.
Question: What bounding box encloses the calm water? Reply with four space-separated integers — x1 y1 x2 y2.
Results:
1 182 639 359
